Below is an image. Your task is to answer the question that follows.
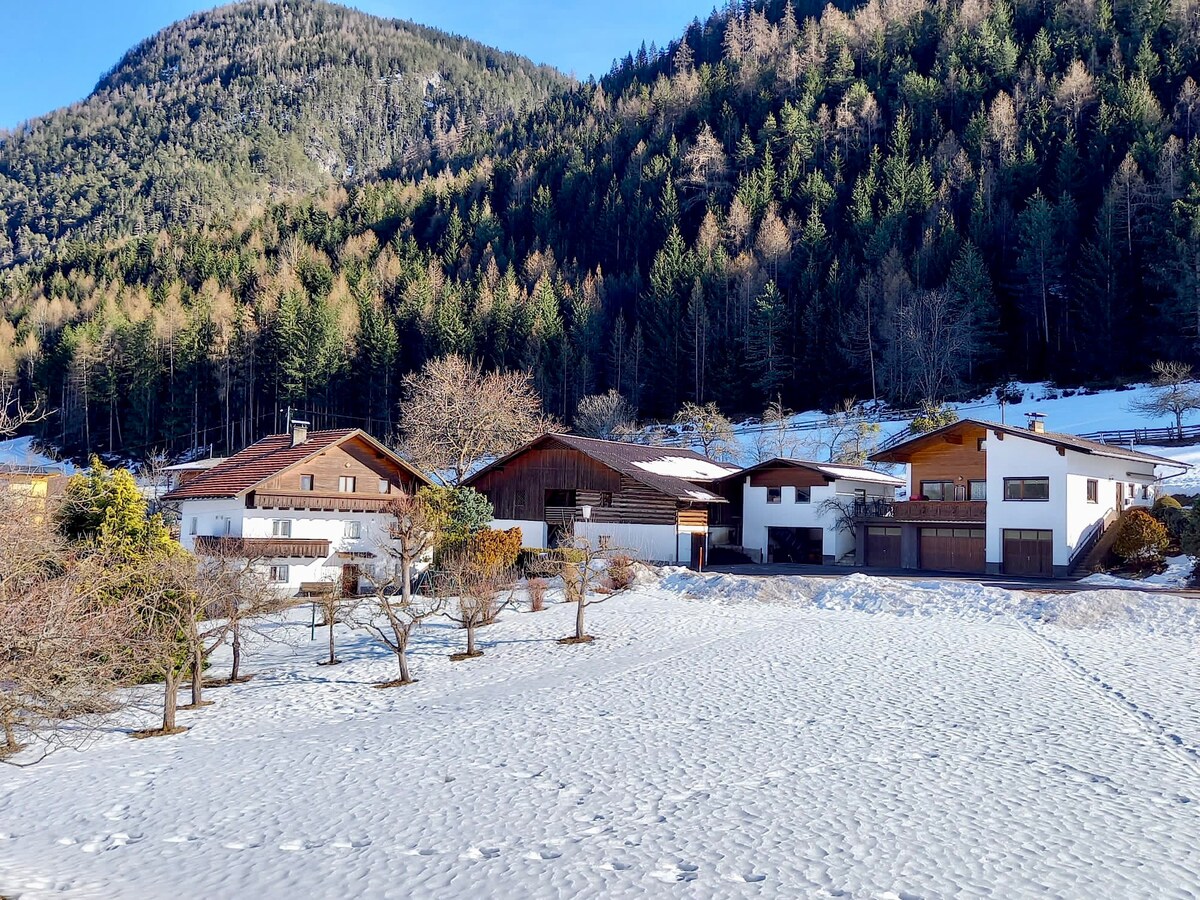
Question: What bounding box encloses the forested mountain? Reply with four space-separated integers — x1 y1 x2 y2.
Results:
0 0 569 263
5 0 1200 459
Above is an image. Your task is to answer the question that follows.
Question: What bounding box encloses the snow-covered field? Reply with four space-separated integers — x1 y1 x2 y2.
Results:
3 572 1199 899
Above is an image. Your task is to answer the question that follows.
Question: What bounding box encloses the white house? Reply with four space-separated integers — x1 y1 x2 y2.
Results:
722 458 904 564
466 433 740 566
163 423 431 596
860 416 1190 577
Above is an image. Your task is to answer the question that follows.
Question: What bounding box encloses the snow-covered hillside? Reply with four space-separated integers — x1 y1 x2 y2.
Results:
2 572 1198 898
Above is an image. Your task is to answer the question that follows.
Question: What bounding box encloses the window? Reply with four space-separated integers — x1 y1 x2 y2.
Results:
1142 485 1150 500
299 474 314 492
215 515 231 535
977 437 986 452
344 521 362 539
514 489 528 515
968 480 987 501
268 565 289 583
271 519 292 537
598 535 612 550
378 479 390 494
1086 479 1098 503
795 487 811 504
189 517 198 536
599 491 613 508
766 487 782 504
338 476 356 493
1129 483 1135 499
920 481 956 501
1003 477 1050 501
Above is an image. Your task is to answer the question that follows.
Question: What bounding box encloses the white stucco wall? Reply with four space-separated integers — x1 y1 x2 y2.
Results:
178 498 405 596
742 478 895 564
491 519 548 549
575 522 680 563
982 431 1159 568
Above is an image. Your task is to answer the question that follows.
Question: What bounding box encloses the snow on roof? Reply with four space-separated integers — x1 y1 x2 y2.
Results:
163 457 227 472
813 464 905 486
630 456 740 480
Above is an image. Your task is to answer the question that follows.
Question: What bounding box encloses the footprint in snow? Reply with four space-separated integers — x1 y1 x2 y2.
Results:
525 848 563 860
650 862 699 883
461 846 501 860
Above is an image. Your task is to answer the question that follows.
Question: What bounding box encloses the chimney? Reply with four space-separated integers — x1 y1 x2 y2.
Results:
1026 412 1046 434
291 420 310 447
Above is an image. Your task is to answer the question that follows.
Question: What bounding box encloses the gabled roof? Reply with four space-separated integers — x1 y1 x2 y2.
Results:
726 457 904 486
870 418 1191 469
162 429 430 501
466 433 740 503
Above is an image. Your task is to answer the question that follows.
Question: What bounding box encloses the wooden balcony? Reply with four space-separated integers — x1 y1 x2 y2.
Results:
855 499 986 524
194 536 332 558
249 491 394 513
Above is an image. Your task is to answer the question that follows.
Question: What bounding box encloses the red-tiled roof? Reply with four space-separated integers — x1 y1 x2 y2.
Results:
162 429 428 501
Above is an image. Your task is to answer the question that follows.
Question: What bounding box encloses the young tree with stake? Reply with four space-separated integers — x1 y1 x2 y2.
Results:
538 536 632 644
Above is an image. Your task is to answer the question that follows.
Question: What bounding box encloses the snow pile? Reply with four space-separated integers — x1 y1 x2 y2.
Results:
809 572 1030 621
658 566 818 605
1042 588 1200 634
1079 555 1196 590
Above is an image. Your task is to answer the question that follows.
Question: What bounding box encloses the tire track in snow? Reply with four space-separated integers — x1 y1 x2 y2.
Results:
1015 618 1200 778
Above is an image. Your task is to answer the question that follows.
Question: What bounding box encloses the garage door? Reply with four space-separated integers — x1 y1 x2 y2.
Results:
1002 529 1054 577
865 526 901 568
919 527 985 573
767 527 823 564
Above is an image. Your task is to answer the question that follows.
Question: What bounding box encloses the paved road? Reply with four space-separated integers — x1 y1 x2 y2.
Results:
703 562 1200 595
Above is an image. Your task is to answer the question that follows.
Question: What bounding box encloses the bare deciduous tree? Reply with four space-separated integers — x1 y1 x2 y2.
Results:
437 550 516 660
574 390 637 440
752 398 802 462
674 401 737 460
0 497 133 762
398 354 556 485
356 569 443 687
536 536 631 644
0 389 47 439
1130 360 1200 438
193 548 285 686
805 399 882 464
312 580 354 667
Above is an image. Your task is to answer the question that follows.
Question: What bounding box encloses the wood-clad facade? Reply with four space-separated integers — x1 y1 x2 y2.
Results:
471 439 713 529
250 436 418 511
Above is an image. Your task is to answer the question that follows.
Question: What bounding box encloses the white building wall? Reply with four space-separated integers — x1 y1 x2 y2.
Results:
491 519 547 549
983 431 1160 569
575 522 679 563
742 478 895 564
178 498 405 596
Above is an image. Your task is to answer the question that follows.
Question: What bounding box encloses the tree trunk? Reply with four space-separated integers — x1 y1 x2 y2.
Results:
230 624 241 681
2 708 17 753
191 646 203 707
466 621 477 656
575 597 586 640
398 644 412 684
327 616 336 665
162 672 178 732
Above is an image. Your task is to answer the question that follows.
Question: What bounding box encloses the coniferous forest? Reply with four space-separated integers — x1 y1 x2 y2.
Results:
4 0 1200 458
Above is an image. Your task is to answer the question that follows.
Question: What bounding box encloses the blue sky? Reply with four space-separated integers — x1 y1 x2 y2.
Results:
0 0 714 129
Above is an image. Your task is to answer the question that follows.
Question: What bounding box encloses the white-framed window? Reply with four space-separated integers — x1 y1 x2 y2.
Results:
215 515 232 535
1086 479 1098 503
271 519 292 538
378 479 390 494
339 476 357 493
299 474 314 491
268 565 289 583
344 520 362 539
189 517 198 536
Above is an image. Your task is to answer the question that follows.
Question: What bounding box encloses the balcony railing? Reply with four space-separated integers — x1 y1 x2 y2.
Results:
249 492 394 513
854 499 986 523
194 536 332 558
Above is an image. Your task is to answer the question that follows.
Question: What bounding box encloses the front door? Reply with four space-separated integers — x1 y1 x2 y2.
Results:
690 532 707 569
1116 482 1125 508
341 564 360 596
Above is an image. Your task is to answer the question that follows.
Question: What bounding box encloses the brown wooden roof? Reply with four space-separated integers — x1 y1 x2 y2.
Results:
871 419 1190 468
162 429 429 501
466 433 740 502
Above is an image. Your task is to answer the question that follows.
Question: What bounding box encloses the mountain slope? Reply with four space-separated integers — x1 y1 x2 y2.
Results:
7 0 1200 459
0 0 569 263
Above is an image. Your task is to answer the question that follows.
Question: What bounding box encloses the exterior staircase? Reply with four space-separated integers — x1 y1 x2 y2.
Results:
1069 508 1124 576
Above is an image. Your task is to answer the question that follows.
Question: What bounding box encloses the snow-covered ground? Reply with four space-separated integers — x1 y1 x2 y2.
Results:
3 572 1199 899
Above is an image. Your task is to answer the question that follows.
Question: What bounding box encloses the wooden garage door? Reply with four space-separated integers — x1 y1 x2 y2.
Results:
1002 529 1054 577
865 526 901 568
919 527 985 573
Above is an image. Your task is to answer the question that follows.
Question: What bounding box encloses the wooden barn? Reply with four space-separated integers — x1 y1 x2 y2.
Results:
465 434 740 565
